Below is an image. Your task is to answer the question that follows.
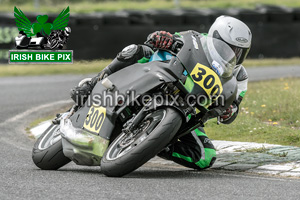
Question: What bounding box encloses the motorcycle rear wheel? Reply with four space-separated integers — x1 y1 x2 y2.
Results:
32 124 71 170
101 107 182 177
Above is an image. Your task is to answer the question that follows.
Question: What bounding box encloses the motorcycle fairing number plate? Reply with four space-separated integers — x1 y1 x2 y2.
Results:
84 105 106 134
190 63 223 99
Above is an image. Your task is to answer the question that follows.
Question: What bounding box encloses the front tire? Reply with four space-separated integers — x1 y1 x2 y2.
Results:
32 124 71 170
101 108 182 177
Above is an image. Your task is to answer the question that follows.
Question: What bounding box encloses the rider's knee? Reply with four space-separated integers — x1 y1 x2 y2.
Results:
194 149 217 170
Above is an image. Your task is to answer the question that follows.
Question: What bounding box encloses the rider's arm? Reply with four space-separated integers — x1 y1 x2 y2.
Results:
220 65 248 124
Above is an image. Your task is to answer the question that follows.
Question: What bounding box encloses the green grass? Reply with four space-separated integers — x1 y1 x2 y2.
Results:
244 57 300 67
206 78 300 147
0 60 110 77
235 146 269 153
1 58 300 77
1 0 300 13
25 115 54 138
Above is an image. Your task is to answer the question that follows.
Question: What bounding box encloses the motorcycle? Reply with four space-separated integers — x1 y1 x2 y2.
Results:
32 31 237 177
46 29 69 49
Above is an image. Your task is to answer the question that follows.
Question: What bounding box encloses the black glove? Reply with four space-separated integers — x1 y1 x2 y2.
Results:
148 31 174 49
70 82 93 106
90 68 111 88
219 103 239 124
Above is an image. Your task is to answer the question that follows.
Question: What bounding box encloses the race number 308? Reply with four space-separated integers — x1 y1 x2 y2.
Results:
83 105 106 133
190 63 223 99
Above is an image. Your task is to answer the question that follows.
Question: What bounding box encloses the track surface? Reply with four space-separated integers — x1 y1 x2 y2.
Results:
1 67 300 200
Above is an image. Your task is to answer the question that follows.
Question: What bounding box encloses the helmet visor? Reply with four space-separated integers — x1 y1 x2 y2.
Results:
212 30 250 65
202 36 236 78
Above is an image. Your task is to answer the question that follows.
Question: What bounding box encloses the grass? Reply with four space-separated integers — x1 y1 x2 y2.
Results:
243 57 300 67
235 146 269 153
1 58 300 77
25 115 54 138
0 60 110 77
1 0 300 13
235 146 289 157
205 78 300 147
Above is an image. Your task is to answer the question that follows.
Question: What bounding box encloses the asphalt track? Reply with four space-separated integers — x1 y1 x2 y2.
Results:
1 66 300 200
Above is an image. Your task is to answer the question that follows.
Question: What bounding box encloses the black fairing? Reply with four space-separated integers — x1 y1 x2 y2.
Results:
177 31 210 75
69 57 184 140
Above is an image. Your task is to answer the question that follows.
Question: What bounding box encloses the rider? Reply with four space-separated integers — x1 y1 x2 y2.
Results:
70 16 251 170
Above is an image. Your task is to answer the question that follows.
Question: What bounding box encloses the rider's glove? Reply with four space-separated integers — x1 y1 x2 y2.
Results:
149 31 174 49
90 68 111 88
219 103 239 124
70 79 93 106
70 68 111 106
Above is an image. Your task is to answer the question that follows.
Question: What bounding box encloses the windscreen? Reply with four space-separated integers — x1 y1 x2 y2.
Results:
201 36 236 78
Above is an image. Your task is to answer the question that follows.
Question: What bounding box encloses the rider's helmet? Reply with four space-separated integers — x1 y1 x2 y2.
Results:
64 27 71 37
208 16 252 66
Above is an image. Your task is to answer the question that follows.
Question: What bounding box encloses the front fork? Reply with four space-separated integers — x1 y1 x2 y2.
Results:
122 101 152 134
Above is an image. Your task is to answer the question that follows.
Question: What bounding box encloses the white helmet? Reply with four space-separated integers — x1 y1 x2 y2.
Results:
208 16 252 65
64 27 71 36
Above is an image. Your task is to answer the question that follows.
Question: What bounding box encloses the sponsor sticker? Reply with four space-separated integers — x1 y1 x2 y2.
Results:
212 60 224 76
235 37 248 43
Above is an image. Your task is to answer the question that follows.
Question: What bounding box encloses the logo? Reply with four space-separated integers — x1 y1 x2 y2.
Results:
9 6 73 64
235 37 248 43
204 138 212 144
211 60 224 76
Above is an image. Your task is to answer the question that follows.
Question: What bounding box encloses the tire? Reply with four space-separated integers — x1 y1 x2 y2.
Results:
32 124 71 170
101 108 182 177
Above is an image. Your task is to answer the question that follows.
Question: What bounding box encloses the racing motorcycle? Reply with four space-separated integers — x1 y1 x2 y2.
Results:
32 31 237 177
46 28 70 49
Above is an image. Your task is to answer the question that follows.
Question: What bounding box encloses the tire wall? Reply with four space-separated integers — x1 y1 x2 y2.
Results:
1 5 300 62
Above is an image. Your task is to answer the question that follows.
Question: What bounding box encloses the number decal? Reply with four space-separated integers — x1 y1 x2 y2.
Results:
84 105 106 133
190 63 223 99
192 68 206 82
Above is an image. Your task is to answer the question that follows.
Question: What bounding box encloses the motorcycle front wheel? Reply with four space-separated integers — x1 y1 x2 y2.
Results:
32 124 71 170
101 107 182 177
